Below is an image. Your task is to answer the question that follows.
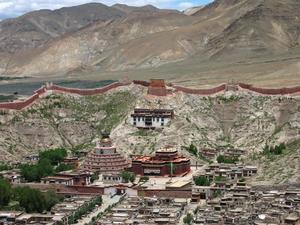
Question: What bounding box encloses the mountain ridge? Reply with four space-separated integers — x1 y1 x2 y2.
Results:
0 0 299 85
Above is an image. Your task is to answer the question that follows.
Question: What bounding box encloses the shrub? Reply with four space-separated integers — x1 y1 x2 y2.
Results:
121 171 136 183
183 213 193 225
194 176 211 186
262 143 286 156
217 155 239 164
184 144 198 156
0 178 11 207
139 176 149 183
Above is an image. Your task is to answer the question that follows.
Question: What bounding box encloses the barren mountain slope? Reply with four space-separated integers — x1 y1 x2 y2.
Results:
0 0 300 84
3 11 195 75
206 0 300 60
0 3 125 54
1 0 262 75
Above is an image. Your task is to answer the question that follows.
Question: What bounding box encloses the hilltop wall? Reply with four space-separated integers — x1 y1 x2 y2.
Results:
238 83 300 95
1 80 300 111
0 93 40 110
48 82 128 96
172 84 227 95
0 82 128 110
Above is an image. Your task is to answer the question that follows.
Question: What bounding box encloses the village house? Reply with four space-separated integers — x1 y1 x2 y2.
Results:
41 171 91 186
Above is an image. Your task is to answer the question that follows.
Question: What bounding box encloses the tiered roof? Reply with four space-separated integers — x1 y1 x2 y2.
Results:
82 135 130 174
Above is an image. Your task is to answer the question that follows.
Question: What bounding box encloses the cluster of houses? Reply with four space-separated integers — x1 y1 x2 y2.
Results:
193 186 300 225
200 148 245 160
192 163 258 202
96 197 187 225
0 196 96 225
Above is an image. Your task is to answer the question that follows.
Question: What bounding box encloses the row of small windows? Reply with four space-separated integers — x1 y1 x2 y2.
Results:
104 176 121 181
133 117 165 122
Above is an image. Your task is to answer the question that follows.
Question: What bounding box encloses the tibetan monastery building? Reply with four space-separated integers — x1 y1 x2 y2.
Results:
82 134 130 174
130 108 174 129
132 147 191 177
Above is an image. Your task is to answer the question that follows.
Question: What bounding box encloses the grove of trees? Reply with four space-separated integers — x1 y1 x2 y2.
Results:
20 148 73 182
263 143 286 155
0 177 62 212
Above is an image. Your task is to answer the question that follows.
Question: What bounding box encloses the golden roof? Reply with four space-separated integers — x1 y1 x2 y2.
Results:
101 138 112 143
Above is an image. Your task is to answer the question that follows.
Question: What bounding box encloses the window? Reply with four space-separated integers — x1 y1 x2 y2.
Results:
133 122 136 126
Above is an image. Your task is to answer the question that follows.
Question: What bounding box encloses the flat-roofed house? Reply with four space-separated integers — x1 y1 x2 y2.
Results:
130 108 174 129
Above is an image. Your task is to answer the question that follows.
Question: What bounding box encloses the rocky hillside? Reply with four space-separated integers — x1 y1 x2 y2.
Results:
0 87 137 161
0 0 300 83
0 85 299 183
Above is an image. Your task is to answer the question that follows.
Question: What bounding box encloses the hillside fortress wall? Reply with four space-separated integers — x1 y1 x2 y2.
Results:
0 80 300 110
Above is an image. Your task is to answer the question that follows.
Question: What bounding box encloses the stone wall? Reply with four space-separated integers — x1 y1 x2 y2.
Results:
1 80 300 110
0 82 128 110
238 83 300 95
173 84 226 95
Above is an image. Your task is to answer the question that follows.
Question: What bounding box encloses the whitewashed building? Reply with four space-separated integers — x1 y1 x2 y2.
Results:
130 108 174 129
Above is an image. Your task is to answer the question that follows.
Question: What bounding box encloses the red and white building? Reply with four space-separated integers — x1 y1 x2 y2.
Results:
132 147 191 177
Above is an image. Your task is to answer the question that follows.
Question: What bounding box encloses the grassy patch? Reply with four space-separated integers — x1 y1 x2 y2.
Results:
217 95 241 103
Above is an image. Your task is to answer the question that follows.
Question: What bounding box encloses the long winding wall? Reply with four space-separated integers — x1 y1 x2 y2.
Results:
48 82 128 96
0 93 40 110
238 83 300 95
1 80 300 111
172 84 227 95
0 82 129 110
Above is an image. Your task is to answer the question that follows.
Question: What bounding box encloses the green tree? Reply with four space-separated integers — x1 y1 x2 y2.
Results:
90 173 99 183
185 144 198 156
44 190 62 211
38 158 54 178
55 163 74 173
139 176 149 183
194 176 211 186
121 171 136 183
217 155 239 164
262 143 285 156
20 158 54 182
0 178 11 206
20 164 39 182
129 173 136 183
14 186 46 213
183 213 193 225
39 148 67 165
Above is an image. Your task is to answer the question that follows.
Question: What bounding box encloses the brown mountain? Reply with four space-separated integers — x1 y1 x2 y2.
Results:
0 0 300 86
0 3 125 54
205 0 300 60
